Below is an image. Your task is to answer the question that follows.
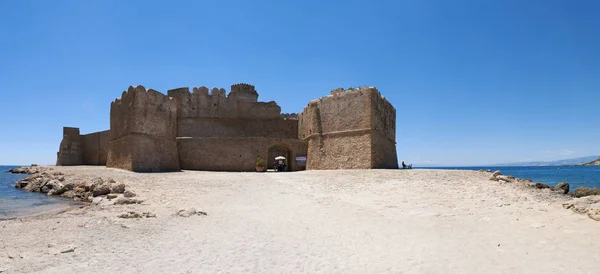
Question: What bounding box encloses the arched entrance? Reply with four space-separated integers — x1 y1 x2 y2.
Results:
267 145 290 171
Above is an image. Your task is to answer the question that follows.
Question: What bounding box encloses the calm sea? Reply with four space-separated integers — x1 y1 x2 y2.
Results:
421 166 600 189
0 165 79 219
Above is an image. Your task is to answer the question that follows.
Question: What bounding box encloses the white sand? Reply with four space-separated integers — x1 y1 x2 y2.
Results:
1 166 600 273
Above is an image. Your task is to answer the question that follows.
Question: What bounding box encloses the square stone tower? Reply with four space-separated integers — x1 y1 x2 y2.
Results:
106 85 180 172
56 127 83 166
298 87 398 169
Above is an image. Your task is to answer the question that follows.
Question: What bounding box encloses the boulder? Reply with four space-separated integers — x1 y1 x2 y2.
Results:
177 208 197 217
177 208 208 217
92 184 111 197
74 187 86 195
88 177 111 197
46 180 64 192
41 186 51 193
75 181 91 192
114 198 144 205
8 167 29 174
497 175 514 183
118 211 143 219
563 196 600 222
91 197 103 205
118 211 156 219
572 187 600 198
534 183 551 189
489 170 502 181
62 190 76 199
552 182 570 194
89 178 104 192
588 209 600 221
123 191 136 198
111 183 126 194
54 182 74 196
23 177 48 192
15 181 29 189
107 194 118 199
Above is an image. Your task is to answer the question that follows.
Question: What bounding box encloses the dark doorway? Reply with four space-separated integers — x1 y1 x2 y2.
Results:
268 145 290 171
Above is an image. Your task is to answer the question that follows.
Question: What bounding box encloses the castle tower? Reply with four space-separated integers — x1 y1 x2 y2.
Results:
228 83 258 102
106 85 180 172
56 127 83 166
298 87 398 169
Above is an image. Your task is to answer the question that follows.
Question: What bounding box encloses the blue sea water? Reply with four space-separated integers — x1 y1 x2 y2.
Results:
0 165 79 219
421 166 600 189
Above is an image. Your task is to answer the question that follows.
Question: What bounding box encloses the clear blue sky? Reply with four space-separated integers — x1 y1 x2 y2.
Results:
1 0 599 166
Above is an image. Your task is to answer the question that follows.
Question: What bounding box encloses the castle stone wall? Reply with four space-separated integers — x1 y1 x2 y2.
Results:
299 89 371 138
107 85 180 172
167 86 281 119
177 118 298 138
177 137 307 172
81 130 109 165
57 127 109 166
370 92 398 169
108 134 179 172
371 130 398 169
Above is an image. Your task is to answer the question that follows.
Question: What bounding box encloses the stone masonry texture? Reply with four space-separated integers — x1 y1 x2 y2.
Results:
298 87 399 170
56 83 398 172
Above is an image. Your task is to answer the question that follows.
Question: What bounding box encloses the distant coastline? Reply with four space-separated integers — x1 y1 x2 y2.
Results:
414 155 600 168
580 157 600 166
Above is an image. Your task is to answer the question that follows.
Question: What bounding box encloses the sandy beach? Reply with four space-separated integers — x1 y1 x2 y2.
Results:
1 166 600 273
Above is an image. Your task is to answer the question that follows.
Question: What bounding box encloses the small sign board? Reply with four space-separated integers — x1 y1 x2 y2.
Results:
296 156 307 166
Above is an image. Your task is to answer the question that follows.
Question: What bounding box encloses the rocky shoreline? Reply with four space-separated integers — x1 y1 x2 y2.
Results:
8 166 600 222
482 169 600 221
9 166 142 207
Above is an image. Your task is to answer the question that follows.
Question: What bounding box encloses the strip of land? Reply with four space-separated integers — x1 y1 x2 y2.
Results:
1 166 600 273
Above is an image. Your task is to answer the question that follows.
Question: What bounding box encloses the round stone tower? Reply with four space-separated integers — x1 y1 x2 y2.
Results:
228 83 259 102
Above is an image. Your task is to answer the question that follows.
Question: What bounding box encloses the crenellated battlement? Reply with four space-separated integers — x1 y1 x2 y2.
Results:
231 83 255 90
330 86 379 96
169 86 228 98
281 113 299 120
112 85 174 109
109 85 177 141
164 83 279 119
167 84 257 100
229 83 258 102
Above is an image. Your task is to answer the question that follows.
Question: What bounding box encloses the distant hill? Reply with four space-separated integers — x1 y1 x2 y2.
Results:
581 157 600 166
492 156 599 167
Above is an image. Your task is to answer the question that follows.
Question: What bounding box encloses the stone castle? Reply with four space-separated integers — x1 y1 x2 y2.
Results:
56 84 398 172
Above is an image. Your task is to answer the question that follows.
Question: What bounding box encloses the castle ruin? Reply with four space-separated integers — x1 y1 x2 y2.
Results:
56 84 398 171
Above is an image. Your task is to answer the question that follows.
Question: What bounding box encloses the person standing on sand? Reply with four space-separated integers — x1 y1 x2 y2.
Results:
402 161 406 169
